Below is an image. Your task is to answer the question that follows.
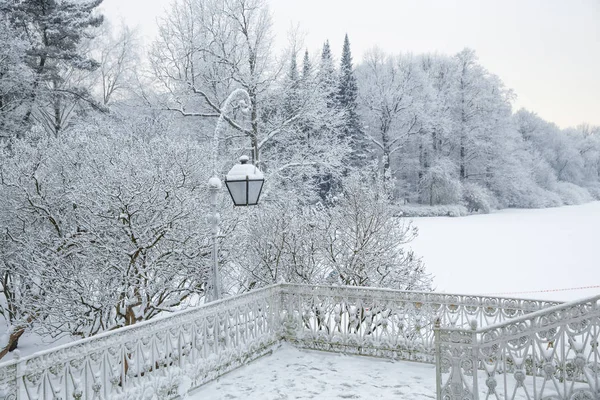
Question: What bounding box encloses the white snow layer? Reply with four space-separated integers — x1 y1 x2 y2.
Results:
188 343 437 400
188 344 561 400
410 201 600 301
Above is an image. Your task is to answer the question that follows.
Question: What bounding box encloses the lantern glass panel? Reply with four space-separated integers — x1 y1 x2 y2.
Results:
225 180 247 206
247 179 264 205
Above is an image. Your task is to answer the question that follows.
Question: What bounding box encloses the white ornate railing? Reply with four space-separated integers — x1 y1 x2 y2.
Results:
0 283 578 400
0 285 282 400
435 294 600 400
281 284 560 363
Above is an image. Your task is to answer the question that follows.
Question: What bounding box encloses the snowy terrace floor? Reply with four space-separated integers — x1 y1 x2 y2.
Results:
188 344 438 400
189 344 555 400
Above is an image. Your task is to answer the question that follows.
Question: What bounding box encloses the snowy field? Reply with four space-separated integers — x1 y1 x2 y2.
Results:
410 201 600 302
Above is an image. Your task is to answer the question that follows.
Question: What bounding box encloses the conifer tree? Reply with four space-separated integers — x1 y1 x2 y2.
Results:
337 34 367 165
0 0 104 136
318 40 337 106
302 49 312 81
283 51 300 118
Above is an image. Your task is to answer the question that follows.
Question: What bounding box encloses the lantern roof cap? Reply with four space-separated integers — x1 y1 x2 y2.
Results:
226 157 263 181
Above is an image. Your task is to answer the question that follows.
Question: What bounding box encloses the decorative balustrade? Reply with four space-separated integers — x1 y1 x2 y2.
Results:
0 285 282 400
280 284 560 363
0 283 581 400
435 294 600 400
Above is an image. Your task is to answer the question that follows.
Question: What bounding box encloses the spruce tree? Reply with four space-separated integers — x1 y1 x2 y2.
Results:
337 34 366 165
318 40 337 106
302 49 312 81
0 0 104 136
283 51 300 118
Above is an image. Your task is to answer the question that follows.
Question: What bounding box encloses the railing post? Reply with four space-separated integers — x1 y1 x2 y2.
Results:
14 350 20 400
470 319 479 400
434 317 442 400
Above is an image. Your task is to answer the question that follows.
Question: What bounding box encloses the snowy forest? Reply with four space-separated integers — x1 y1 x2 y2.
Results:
1 0 599 360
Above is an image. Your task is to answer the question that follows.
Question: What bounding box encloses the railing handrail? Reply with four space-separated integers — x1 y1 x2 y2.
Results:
471 293 600 335
280 283 564 305
1 283 563 368
0 283 566 370
2 282 592 400
0 283 282 369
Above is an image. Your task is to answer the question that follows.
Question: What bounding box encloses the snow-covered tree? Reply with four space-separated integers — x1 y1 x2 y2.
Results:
228 173 430 292
322 174 430 290
337 34 367 166
94 24 140 106
0 18 32 140
0 0 105 136
317 40 337 107
0 115 214 359
357 49 426 190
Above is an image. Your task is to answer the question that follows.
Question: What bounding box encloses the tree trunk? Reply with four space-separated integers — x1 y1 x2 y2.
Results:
0 325 26 361
250 89 260 165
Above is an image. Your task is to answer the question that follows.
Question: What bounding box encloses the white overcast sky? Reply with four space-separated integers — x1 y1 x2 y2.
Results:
100 0 600 129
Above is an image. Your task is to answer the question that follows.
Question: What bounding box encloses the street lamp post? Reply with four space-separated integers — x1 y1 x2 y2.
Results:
207 176 222 302
207 89 264 302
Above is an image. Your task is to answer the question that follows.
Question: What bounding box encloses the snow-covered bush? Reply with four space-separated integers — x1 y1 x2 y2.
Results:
555 181 593 205
584 184 600 200
461 182 497 213
0 118 213 357
395 204 469 218
418 160 462 206
228 202 329 291
230 174 432 292
321 175 431 290
509 185 563 209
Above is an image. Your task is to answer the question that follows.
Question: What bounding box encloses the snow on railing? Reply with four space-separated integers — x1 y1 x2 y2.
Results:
0 284 566 400
280 284 559 363
435 294 600 400
0 285 282 400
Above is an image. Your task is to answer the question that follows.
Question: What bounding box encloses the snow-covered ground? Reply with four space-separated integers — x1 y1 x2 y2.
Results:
410 201 600 302
188 344 437 400
188 344 566 400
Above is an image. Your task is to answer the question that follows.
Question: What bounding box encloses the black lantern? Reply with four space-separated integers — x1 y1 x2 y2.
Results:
225 155 264 206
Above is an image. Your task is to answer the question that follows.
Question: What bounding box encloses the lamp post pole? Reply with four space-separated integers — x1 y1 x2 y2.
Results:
207 88 251 302
208 176 222 302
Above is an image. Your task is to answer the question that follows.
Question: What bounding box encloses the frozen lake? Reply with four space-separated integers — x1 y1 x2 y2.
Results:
410 201 600 302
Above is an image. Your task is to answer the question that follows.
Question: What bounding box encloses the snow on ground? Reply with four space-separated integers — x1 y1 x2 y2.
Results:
410 201 600 302
188 344 549 400
188 344 437 400
0 328 73 359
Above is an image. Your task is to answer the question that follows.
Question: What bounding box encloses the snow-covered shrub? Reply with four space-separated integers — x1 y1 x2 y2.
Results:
555 181 593 205
530 154 559 192
395 204 469 218
418 160 462 205
490 169 562 209
321 175 432 290
229 202 329 291
461 182 497 213
512 186 562 209
230 174 432 292
584 184 600 200
0 118 213 356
